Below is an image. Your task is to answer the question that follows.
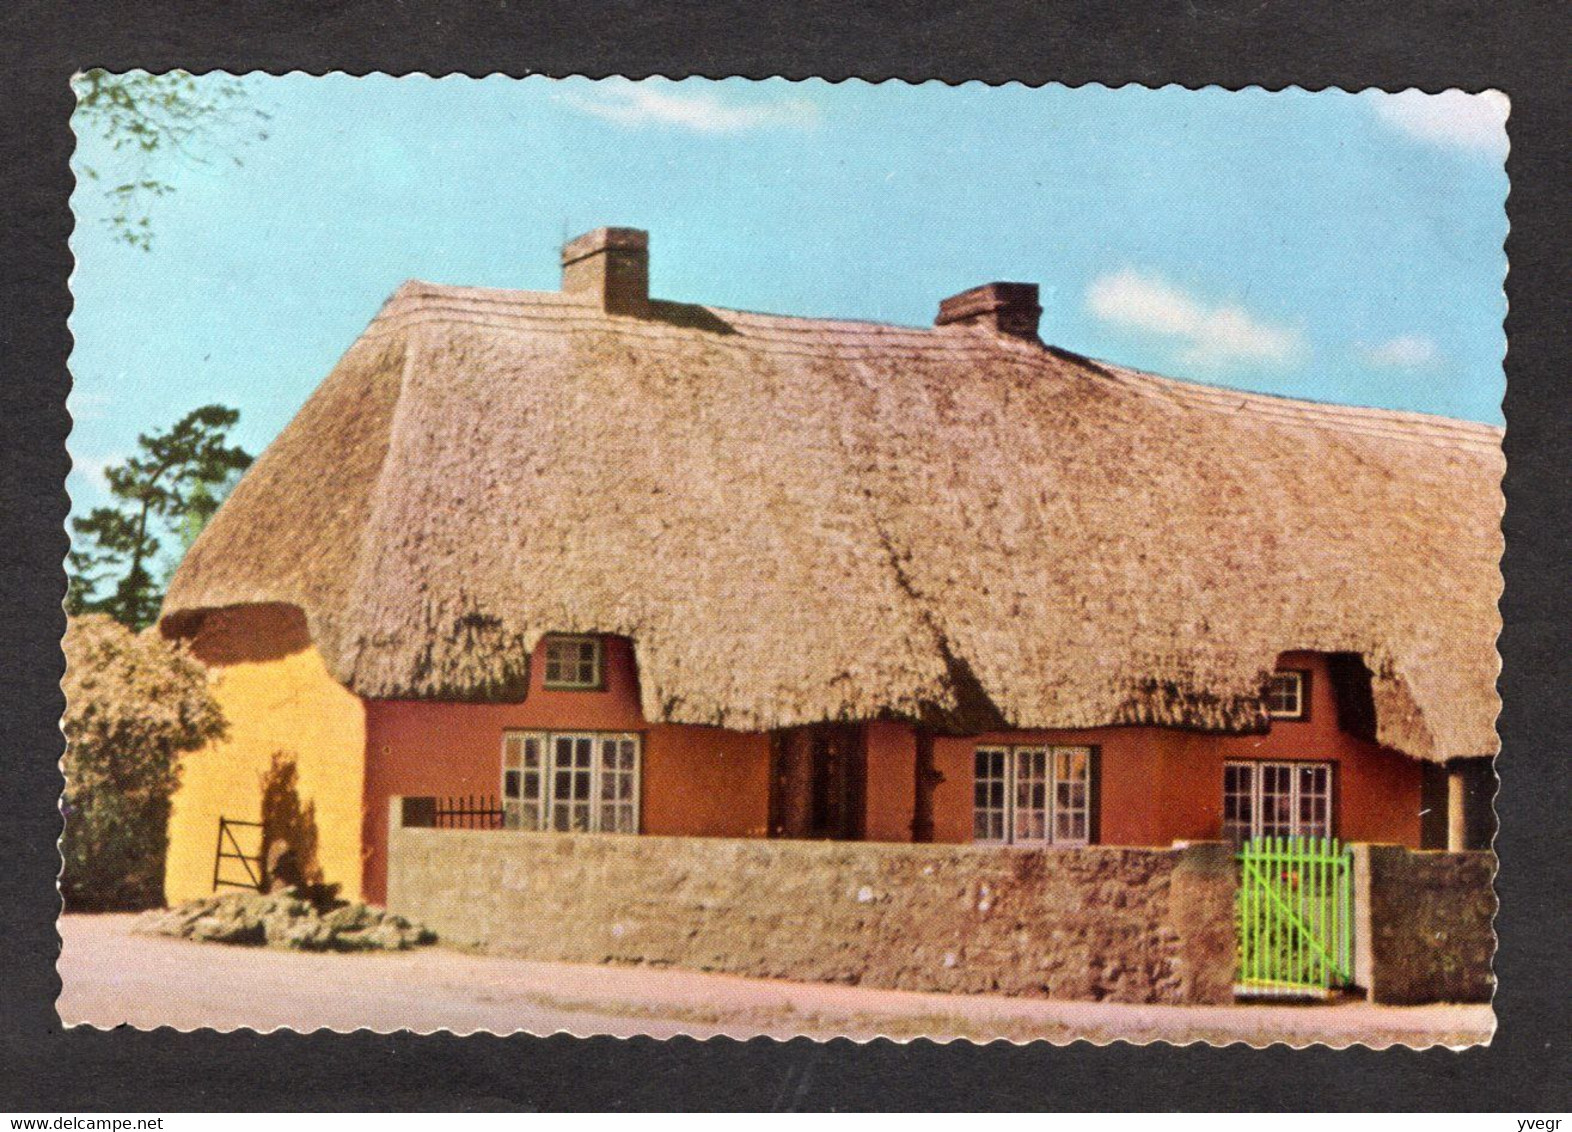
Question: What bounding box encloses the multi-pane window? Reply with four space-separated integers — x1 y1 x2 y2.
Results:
973 745 1092 846
973 747 1009 842
1266 670 1308 719
1223 760 1332 844
543 635 603 690
1053 747 1091 843
502 733 546 829
502 731 639 833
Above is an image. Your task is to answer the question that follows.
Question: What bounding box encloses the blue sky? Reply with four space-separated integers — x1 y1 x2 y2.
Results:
68 76 1507 517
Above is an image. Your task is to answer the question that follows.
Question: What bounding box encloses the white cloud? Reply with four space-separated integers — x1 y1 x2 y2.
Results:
1359 334 1441 369
1373 89 1509 158
68 388 113 421
1085 269 1307 369
561 84 819 135
68 453 119 498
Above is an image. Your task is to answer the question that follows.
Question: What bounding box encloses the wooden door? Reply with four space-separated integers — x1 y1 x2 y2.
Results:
770 724 866 839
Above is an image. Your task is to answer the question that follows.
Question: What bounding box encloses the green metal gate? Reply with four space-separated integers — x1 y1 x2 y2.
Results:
1236 836 1354 997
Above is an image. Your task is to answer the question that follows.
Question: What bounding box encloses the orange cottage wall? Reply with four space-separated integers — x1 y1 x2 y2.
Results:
359 645 1419 903
165 617 1423 909
361 636 771 903
922 652 1424 849
163 606 367 904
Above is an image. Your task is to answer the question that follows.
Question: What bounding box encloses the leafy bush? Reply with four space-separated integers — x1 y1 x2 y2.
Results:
60 614 226 910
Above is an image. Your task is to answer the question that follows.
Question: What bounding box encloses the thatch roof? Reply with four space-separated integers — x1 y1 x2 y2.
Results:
162 280 1502 761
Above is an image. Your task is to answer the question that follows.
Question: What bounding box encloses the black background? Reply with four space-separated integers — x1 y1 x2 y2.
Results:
2 0 1568 1111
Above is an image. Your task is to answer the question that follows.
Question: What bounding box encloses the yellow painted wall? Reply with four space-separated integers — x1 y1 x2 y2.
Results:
163 605 366 904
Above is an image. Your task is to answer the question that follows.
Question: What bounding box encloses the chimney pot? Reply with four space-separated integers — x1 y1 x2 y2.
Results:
934 282 1041 340
561 226 649 316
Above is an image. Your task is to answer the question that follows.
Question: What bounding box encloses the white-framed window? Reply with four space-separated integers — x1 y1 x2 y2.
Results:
973 745 1092 846
1223 760 1332 844
543 635 603 690
1266 669 1309 720
502 731 640 833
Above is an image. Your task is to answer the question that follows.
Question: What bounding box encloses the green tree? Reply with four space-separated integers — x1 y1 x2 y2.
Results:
69 405 253 630
74 69 269 250
61 615 227 911
172 464 249 561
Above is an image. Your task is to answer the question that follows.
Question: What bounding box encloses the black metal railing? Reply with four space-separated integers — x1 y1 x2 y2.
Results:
402 794 505 830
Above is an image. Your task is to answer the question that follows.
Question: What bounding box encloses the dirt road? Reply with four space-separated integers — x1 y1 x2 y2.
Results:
56 915 1493 1046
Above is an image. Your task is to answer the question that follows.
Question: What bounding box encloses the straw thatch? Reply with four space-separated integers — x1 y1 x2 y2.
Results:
162 282 1502 761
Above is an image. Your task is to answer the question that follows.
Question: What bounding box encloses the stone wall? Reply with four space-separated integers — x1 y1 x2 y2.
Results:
386 801 1237 1003
1356 845 1496 1005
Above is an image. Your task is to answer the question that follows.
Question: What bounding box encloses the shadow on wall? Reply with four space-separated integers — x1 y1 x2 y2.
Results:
260 752 328 898
168 603 313 667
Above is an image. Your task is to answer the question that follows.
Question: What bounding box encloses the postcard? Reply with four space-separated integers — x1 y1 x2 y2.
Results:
59 74 1504 1046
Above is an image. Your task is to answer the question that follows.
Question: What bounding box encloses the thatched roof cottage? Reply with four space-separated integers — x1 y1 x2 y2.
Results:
159 227 1501 906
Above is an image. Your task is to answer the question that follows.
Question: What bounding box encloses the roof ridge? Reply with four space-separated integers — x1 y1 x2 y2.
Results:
393 279 944 340
1083 358 1503 450
384 280 1501 447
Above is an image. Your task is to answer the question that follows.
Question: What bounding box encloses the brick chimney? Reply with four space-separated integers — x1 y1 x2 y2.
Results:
561 227 649 317
934 282 1041 340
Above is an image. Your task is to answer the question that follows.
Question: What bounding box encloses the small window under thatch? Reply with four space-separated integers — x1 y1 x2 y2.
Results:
1266 670 1309 721
543 635 603 690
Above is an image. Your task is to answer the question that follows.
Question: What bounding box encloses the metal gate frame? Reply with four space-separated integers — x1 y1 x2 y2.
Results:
212 816 265 892
1235 835 1354 998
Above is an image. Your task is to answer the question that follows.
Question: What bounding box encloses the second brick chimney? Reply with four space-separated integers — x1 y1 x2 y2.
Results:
561 227 649 317
934 282 1042 340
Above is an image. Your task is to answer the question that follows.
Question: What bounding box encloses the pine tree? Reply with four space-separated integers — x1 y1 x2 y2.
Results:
69 405 253 629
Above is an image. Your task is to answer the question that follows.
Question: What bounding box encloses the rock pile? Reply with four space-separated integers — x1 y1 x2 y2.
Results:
135 889 436 951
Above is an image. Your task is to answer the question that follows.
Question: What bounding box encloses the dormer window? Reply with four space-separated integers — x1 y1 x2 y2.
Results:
1266 669 1309 720
543 635 603 690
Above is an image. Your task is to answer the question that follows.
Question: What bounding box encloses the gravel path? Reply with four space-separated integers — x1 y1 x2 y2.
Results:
57 914 1493 1047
